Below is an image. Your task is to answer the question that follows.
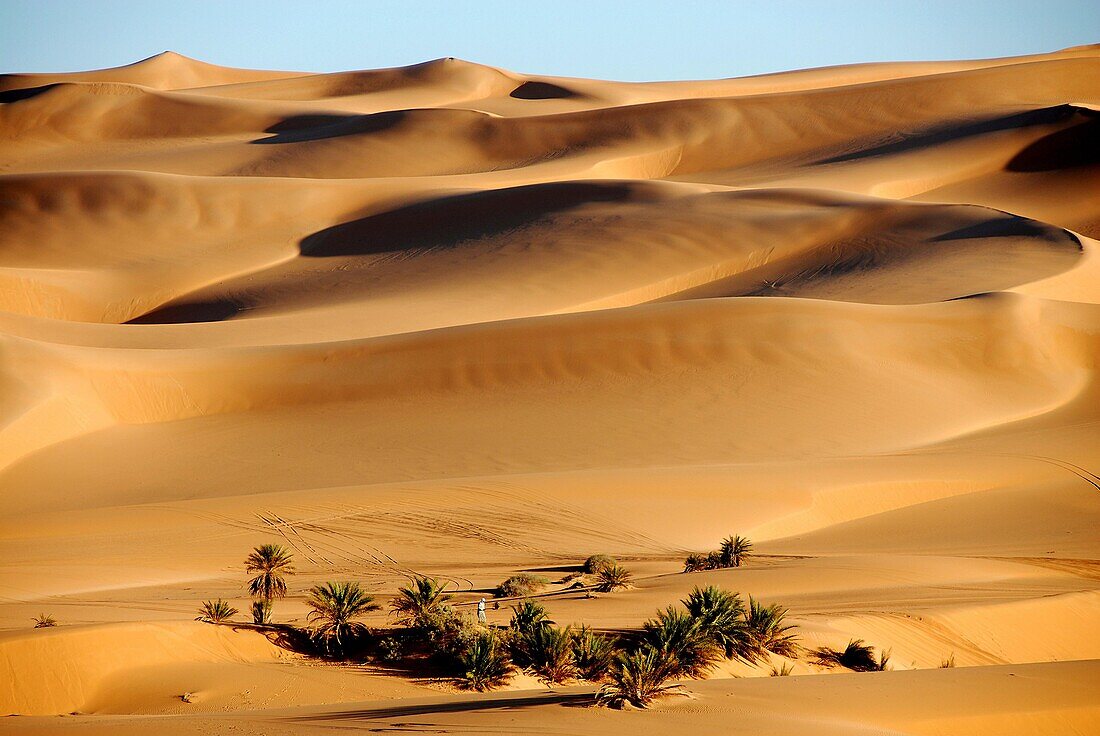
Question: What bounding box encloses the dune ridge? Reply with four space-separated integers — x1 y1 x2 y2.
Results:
0 46 1098 734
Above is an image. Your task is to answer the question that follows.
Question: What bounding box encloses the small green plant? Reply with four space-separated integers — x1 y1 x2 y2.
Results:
769 661 794 676
682 553 709 572
744 597 799 659
813 639 888 672
523 625 577 685
196 599 238 623
377 636 403 662
305 581 380 656
495 573 549 598
597 646 682 709
32 613 57 628
642 606 721 678
391 576 453 628
595 564 633 593
458 630 514 691
572 625 617 681
583 554 617 575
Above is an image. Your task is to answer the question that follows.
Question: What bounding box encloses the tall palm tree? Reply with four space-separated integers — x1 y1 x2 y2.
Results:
718 535 753 568
682 585 751 660
391 575 453 627
245 544 295 604
306 581 381 656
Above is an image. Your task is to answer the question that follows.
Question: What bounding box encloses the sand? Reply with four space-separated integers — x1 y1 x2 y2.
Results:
0 47 1098 734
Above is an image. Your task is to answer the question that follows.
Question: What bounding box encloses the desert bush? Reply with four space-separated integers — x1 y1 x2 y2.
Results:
251 599 273 625
597 646 682 709
196 599 238 623
719 535 753 568
458 630 514 691
523 625 577 685
642 606 722 678
705 551 724 569
682 553 709 572
422 607 482 662
940 653 956 668
813 639 888 672
572 625 617 681
769 661 794 676
377 636 403 662
391 576 453 628
595 564 633 593
305 581 380 656
682 585 751 660
245 544 294 602
583 554 617 575
32 613 57 628
495 573 549 598
744 596 799 659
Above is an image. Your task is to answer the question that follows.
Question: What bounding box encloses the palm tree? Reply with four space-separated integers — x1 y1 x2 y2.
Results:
597 646 682 709
509 600 552 634
196 599 238 623
595 564 633 593
251 599 273 625
682 553 708 573
572 625 617 681
245 544 294 604
744 596 798 659
459 631 514 691
305 581 380 656
719 535 753 568
391 576 453 627
32 613 57 628
682 585 751 660
641 606 721 678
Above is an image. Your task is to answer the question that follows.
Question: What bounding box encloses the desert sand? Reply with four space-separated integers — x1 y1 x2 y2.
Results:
1 45 1098 734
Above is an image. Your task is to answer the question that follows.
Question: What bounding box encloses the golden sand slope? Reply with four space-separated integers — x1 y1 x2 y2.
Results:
0 48 1098 733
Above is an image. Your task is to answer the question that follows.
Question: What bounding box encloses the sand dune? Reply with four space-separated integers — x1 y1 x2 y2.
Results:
0 45 1098 734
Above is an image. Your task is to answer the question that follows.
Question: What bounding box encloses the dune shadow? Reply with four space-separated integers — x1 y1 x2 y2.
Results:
0 84 58 103
931 215 1080 247
1007 113 1100 172
299 181 633 257
819 105 1080 164
510 81 578 100
293 691 594 723
127 299 240 325
253 111 406 144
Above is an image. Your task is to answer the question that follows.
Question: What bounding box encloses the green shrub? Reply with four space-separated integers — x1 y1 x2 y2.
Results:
682 553 709 573
509 600 552 634
642 606 721 678
495 573 549 598
196 599 238 623
682 585 750 660
595 564 633 593
583 554 617 575
744 596 799 659
719 535 753 568
769 662 794 676
523 625 576 685
459 630 514 691
597 646 682 709
32 613 57 628
813 639 888 672
391 576 453 628
572 625 617 681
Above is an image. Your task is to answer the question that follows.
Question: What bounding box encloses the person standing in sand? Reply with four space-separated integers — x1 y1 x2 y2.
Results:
477 597 487 624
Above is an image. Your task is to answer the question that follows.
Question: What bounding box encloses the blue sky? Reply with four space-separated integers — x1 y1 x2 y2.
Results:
1 0 1097 81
